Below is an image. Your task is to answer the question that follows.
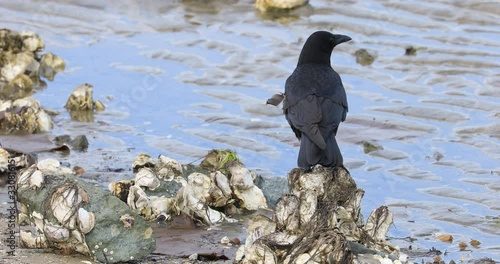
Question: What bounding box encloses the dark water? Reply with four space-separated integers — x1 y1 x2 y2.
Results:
1 0 499 262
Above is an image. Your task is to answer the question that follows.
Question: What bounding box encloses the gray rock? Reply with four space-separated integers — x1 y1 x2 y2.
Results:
70 135 89 152
254 174 288 208
17 169 155 263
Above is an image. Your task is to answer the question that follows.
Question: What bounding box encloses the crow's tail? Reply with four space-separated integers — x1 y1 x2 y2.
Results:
297 134 343 169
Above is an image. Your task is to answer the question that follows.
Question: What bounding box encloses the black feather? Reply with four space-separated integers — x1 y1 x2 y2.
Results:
283 31 350 169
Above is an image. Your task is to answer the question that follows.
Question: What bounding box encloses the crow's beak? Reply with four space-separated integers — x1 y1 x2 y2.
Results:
332 34 352 46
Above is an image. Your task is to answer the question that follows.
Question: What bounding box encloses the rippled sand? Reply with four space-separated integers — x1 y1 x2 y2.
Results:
1 0 499 262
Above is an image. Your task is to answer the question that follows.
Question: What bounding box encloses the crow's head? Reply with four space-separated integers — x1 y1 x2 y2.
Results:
297 31 351 66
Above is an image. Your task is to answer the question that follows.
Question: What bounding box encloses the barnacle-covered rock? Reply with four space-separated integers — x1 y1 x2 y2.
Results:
236 166 401 263
16 159 156 263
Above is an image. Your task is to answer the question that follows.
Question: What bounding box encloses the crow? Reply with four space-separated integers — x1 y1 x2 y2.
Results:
267 31 351 170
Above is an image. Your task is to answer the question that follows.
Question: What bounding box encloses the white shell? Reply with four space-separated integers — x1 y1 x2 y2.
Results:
134 168 160 190
188 172 211 189
37 158 60 172
0 100 12 112
29 170 44 189
213 171 232 197
233 186 268 210
50 185 82 229
127 185 150 212
20 230 48 249
37 109 53 132
132 153 154 171
20 31 44 52
228 163 254 190
17 165 37 190
156 155 183 181
77 208 95 234
13 97 39 109
0 148 9 171
220 236 230 244
31 210 45 233
44 222 70 242
149 196 175 217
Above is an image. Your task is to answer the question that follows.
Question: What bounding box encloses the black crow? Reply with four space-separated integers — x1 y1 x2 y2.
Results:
268 31 350 170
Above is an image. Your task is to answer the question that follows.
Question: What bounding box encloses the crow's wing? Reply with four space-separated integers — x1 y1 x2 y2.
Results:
284 94 326 150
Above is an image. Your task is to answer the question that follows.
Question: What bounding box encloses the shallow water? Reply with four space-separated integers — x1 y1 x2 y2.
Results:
1 0 499 262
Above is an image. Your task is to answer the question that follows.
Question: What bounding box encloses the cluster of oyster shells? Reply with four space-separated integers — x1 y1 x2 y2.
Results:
65 83 105 122
17 159 95 255
109 152 268 225
0 96 53 133
0 29 65 97
236 166 406 264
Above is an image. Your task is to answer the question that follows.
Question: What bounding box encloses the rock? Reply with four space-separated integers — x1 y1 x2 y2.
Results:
254 174 289 208
355 49 376 66
362 140 383 154
16 160 156 263
53 134 71 146
199 149 238 173
69 135 89 151
254 0 308 11
405 46 417 56
436 233 453 243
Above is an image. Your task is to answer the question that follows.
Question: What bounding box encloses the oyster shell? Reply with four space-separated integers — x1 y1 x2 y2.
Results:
77 208 95 234
132 153 155 172
127 185 150 212
43 222 70 242
93 100 105 111
19 31 44 52
156 154 183 181
213 171 232 197
65 83 94 111
50 184 84 229
39 52 65 81
227 161 254 190
109 180 134 203
134 168 160 190
37 158 60 173
20 230 48 249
